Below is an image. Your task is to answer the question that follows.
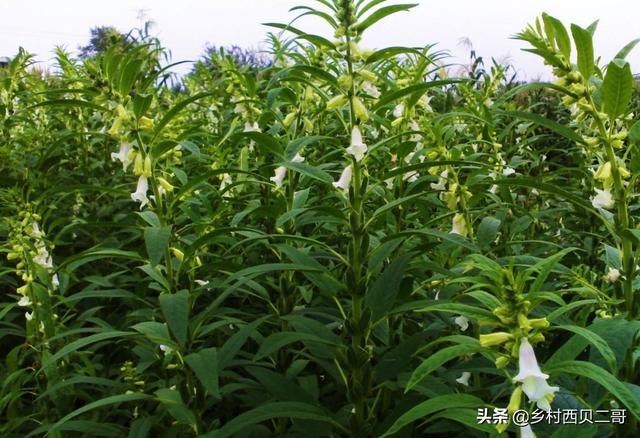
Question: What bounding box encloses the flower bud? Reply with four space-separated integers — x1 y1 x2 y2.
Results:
139 116 154 130
171 248 184 262
327 95 348 110
133 152 144 176
157 177 175 193
143 155 152 177
352 97 369 122
495 355 510 368
529 318 550 329
479 332 514 347
283 111 297 128
358 69 377 82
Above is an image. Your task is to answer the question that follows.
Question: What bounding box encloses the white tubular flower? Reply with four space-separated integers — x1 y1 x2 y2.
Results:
489 185 499 194
52 273 60 289
450 213 469 237
604 267 621 283
455 371 471 386
362 81 380 98
194 279 209 286
346 126 368 162
453 122 467 132
160 344 172 354
430 170 448 191
111 142 132 170
393 103 404 118
404 151 415 164
421 94 433 112
270 166 287 189
520 424 536 438
131 175 150 209
502 167 516 176
384 177 394 190
591 188 614 210
33 244 53 269
25 311 33 321
512 338 559 412
333 165 352 192
220 173 232 190
270 153 304 189
31 222 43 238
244 121 260 132
403 172 418 183
454 315 469 331
18 295 31 307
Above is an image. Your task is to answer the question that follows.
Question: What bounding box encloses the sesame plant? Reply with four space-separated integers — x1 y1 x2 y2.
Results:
1 1 639 437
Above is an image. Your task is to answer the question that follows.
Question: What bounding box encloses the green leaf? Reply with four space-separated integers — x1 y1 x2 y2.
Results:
373 80 462 110
355 4 418 33
546 299 598 322
369 193 424 222
41 331 134 372
364 46 423 64
132 94 153 119
601 59 633 119
431 408 496 432
218 318 266 369
284 135 331 160
136 211 161 227
543 13 571 59
118 59 143 96
159 290 190 346
262 23 336 49
270 64 338 88
476 216 501 249
62 248 143 272
499 110 587 145
527 247 576 293
392 301 498 322
207 402 339 438
553 325 617 372
255 332 337 360
128 417 156 438
380 394 485 437
614 38 640 60
40 393 152 435
138 264 170 291
151 91 216 142
155 388 197 425
246 367 315 403
38 376 121 400
238 132 283 157
628 120 640 145
144 226 171 266
132 321 172 345
406 342 486 392
366 254 411 321
545 360 640 420
571 24 594 78
280 161 333 184
185 348 220 398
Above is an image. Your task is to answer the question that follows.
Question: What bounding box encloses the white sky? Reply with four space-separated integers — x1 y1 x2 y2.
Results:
1 0 639 80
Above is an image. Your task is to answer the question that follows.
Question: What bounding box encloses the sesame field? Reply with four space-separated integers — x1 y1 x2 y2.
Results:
1 1 640 437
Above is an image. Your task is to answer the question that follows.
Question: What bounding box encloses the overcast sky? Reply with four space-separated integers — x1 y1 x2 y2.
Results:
1 0 639 80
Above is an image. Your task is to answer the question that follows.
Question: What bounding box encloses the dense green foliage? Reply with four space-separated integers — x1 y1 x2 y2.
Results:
1 1 639 436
